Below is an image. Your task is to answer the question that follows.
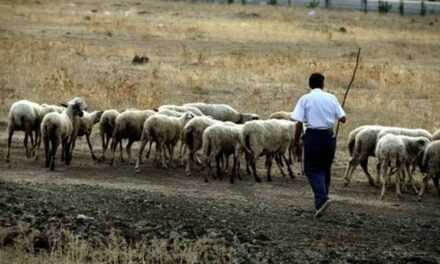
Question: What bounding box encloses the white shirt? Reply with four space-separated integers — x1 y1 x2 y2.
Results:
291 88 345 129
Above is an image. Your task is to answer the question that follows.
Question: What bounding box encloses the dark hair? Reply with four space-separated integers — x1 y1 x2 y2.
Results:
309 73 325 89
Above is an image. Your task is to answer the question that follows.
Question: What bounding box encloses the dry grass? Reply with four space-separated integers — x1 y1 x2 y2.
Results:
0 0 439 143
0 227 235 264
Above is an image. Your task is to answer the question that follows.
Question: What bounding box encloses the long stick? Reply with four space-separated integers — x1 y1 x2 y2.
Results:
334 48 362 139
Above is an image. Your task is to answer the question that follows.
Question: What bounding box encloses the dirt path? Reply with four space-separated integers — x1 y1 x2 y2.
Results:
1 131 440 263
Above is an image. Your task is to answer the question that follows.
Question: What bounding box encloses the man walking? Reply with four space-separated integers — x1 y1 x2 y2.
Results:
291 73 346 218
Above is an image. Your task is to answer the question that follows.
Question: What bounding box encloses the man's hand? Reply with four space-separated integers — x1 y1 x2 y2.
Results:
339 116 346 123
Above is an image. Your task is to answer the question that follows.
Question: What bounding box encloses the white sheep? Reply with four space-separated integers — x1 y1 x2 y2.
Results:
99 109 122 161
377 127 432 141
72 111 103 160
347 125 378 157
183 102 259 123
375 134 429 200
135 112 195 171
200 122 243 183
239 119 296 182
109 109 156 165
158 104 204 116
418 141 440 201
6 100 65 162
344 126 431 187
157 109 184 117
375 134 407 200
268 111 292 120
40 99 86 170
182 116 221 177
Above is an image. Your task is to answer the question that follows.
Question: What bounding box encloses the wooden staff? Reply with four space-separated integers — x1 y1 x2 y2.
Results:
334 48 362 140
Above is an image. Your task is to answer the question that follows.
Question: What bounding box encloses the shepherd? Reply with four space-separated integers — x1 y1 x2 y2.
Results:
291 73 346 218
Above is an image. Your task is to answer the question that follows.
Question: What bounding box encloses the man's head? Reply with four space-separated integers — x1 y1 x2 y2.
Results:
309 73 325 89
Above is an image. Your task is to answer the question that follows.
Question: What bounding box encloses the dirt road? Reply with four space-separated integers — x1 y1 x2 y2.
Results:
1 129 440 263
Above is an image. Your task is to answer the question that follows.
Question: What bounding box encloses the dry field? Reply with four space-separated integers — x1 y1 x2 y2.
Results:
1 0 440 263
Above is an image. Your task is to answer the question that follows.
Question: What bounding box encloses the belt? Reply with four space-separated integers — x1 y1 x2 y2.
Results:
305 128 334 135
306 128 333 132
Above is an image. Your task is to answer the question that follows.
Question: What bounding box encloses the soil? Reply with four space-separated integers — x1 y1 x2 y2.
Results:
1 127 440 263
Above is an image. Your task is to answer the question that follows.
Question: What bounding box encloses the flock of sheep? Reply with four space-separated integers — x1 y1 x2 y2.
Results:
5 98 299 185
4 97 440 202
344 125 440 201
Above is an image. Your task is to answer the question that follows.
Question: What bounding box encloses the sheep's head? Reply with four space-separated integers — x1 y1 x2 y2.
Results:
409 137 430 165
69 101 84 118
239 113 260 124
182 112 195 124
67 97 88 111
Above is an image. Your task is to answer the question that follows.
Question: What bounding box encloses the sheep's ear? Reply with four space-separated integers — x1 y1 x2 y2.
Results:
59 103 68 107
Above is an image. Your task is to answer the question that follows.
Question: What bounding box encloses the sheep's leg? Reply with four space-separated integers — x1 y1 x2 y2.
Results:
69 137 76 158
405 164 418 194
168 144 175 168
160 143 168 168
266 154 273 182
85 133 97 161
34 128 41 160
62 138 69 165
230 153 238 184
251 155 261 183
178 141 185 164
100 131 107 161
119 140 124 162
215 154 222 180
146 141 153 159
236 156 242 181
375 161 381 187
43 135 50 168
225 154 230 171
185 149 194 177
288 147 293 165
418 173 431 201
109 137 118 166
6 126 14 163
245 152 252 175
154 142 161 167
208 151 218 182
343 158 359 186
24 132 30 158
360 158 375 187
276 154 285 168
126 140 135 165
395 166 402 200
64 139 73 166
29 130 36 157
274 154 287 178
282 154 295 179
135 137 148 173
50 136 60 171
380 162 388 200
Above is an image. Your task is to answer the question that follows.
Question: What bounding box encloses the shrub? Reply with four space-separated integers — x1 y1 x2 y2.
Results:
399 0 404 15
421 0 427 16
378 1 392 13
306 0 320 9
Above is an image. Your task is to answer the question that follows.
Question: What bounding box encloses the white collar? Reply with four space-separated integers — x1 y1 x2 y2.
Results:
310 88 323 93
